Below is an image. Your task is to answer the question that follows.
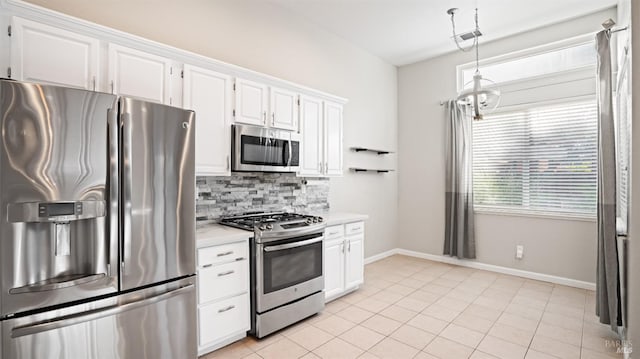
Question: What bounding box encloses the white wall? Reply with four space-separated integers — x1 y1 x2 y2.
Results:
21 0 399 257
398 8 615 283
627 0 640 351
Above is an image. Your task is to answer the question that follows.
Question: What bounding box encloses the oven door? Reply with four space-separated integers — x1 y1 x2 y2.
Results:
232 124 299 172
256 233 324 313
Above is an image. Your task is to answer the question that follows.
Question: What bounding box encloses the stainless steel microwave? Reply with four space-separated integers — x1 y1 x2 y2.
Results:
232 124 300 172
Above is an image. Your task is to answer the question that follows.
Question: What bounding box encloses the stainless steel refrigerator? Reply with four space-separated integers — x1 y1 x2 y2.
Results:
0 79 196 359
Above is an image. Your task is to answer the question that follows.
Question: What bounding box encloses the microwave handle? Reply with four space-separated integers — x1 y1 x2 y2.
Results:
287 139 292 166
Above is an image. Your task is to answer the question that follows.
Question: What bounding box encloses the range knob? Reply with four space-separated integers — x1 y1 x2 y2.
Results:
312 217 319 223
259 225 266 231
317 217 324 222
266 224 273 230
306 218 313 224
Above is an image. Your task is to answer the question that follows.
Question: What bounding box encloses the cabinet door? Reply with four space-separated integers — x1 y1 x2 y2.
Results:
234 78 268 126
108 44 171 104
183 65 232 176
324 101 344 176
324 239 345 300
298 95 323 176
345 235 364 290
270 87 298 130
10 17 99 90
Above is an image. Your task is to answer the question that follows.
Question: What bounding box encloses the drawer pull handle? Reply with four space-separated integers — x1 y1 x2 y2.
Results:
217 270 235 277
202 264 213 268
327 231 340 236
236 257 245 261
218 305 235 313
217 251 233 257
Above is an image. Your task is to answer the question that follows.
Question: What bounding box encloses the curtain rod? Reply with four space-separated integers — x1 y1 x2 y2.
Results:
610 26 629 34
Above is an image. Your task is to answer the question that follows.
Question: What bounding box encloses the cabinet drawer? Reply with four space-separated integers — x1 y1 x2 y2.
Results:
325 225 344 240
198 294 249 346
198 260 248 304
345 221 364 235
198 241 248 267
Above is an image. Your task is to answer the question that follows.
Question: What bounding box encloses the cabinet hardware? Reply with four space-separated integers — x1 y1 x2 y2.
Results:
327 231 339 236
92 76 96 91
341 243 345 253
232 109 236 117
218 305 235 313
217 270 235 277
233 83 236 91
226 155 230 170
318 162 322 173
6 67 11 78
202 264 213 268
325 163 328 173
263 111 266 124
235 257 245 261
181 70 184 78
271 113 275 126
217 251 233 257
169 97 172 105
348 240 351 252
110 81 114 94
7 25 11 37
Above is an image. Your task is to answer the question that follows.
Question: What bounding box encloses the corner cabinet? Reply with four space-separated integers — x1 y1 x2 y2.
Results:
197 239 250 356
107 43 172 104
183 65 233 176
324 221 364 301
10 17 99 90
299 96 344 177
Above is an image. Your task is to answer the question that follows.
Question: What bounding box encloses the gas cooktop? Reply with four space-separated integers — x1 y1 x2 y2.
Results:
219 212 325 242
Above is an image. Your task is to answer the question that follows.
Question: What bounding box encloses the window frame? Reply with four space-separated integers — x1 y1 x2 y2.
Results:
461 34 601 221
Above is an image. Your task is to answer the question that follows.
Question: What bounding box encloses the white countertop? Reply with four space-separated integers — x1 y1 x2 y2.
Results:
196 223 251 248
195 212 368 248
316 212 369 226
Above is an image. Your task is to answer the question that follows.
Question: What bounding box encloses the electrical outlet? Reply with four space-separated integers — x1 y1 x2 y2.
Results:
516 245 524 259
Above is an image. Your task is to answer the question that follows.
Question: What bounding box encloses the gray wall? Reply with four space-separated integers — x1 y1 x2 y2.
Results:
24 0 400 258
397 8 614 283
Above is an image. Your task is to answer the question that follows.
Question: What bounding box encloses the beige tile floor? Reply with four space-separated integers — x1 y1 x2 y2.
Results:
201 255 624 359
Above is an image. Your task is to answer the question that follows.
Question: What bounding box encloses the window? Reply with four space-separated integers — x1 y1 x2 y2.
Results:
473 100 598 217
459 40 597 90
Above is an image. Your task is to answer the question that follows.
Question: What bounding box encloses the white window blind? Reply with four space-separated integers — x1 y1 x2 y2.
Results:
473 100 598 216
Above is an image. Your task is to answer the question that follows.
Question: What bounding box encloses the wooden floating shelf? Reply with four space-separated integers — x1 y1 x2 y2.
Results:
350 168 395 173
351 147 394 155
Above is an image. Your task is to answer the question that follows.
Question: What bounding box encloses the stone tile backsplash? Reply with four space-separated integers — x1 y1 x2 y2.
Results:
196 172 330 220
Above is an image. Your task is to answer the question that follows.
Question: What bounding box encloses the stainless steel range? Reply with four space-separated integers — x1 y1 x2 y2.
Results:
220 212 326 338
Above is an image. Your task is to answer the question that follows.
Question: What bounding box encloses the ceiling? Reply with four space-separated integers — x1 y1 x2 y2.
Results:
267 0 617 66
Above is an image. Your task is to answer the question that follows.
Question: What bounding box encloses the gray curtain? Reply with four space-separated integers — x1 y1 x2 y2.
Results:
595 30 622 330
444 100 475 259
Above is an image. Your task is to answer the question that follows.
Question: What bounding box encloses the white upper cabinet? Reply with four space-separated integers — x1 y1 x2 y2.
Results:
10 17 99 90
324 101 344 176
234 78 268 126
183 65 232 176
299 95 323 176
270 87 299 131
108 43 172 104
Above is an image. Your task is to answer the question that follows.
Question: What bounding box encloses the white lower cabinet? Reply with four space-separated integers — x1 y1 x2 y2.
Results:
324 221 365 301
197 239 250 356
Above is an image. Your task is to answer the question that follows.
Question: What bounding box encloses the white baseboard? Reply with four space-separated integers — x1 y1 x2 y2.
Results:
365 248 596 291
364 248 399 264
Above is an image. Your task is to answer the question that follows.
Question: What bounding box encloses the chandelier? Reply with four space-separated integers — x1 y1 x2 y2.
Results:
447 7 500 120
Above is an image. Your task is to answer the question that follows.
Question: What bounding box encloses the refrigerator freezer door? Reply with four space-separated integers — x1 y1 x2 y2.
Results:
2 277 196 359
0 80 119 317
119 98 195 290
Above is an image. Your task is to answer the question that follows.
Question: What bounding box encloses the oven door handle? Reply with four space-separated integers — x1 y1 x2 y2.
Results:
263 237 323 252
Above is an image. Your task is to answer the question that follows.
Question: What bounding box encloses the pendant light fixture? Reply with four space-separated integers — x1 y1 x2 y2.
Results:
447 7 500 120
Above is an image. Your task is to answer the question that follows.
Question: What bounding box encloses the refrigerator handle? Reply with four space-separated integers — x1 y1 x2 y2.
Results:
121 113 133 276
11 283 194 338
107 107 119 280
